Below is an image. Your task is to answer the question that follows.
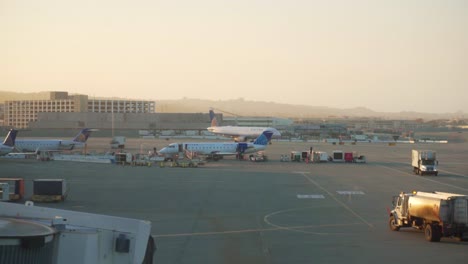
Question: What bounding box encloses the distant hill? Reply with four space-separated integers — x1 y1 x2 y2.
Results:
0 91 464 120
155 98 463 120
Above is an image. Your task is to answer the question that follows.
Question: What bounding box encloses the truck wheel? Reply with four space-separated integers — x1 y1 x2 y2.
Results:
435 172 438 176
389 215 400 231
424 224 441 242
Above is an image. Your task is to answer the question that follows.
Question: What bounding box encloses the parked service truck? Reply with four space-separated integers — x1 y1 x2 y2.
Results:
412 150 438 176
389 191 468 242
110 136 126 149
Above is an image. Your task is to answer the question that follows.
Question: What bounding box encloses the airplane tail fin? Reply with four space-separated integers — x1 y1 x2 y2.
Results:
73 128 92 143
209 108 218 127
2 129 18 147
253 131 274 146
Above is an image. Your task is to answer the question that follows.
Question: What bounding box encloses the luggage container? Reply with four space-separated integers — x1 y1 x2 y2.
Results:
344 152 354 162
290 151 301 162
332 151 344 162
32 179 67 202
0 178 24 201
115 153 133 165
0 183 10 201
311 151 328 163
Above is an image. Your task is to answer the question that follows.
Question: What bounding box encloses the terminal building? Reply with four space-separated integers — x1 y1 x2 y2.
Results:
1 91 218 137
4 92 155 129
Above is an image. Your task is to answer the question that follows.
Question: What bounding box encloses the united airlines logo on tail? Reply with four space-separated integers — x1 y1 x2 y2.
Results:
209 109 218 127
253 131 273 145
3 129 17 147
73 128 92 143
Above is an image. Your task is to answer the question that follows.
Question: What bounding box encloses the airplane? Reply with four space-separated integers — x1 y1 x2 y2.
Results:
159 130 274 161
207 109 281 142
0 129 18 156
14 128 93 153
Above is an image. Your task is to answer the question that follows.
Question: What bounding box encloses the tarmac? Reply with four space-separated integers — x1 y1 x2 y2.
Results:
1 135 468 264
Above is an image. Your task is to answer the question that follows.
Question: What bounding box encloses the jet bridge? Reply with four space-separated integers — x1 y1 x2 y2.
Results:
0 201 155 264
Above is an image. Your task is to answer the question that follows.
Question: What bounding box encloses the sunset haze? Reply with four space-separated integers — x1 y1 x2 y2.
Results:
1 0 467 113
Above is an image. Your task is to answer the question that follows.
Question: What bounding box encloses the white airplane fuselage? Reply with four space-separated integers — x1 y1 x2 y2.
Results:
15 139 84 152
159 142 264 157
207 126 281 142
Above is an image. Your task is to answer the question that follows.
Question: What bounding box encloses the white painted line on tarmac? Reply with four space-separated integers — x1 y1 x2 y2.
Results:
300 173 374 229
264 206 367 235
337 191 365 195
297 194 325 199
153 222 365 238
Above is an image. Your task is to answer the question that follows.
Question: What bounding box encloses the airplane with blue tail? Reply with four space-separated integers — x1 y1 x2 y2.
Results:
159 130 274 161
0 129 18 156
207 109 281 142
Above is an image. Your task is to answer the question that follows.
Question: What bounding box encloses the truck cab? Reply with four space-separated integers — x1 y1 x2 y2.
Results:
390 193 410 229
418 159 438 174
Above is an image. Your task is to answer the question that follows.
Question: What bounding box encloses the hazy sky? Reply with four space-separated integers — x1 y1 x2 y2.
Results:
1 0 467 113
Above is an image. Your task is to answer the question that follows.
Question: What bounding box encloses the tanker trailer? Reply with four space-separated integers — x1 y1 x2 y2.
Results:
389 191 468 242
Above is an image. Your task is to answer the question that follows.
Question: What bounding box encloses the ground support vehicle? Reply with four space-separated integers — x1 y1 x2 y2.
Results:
110 136 126 149
353 155 366 163
170 159 199 168
249 152 267 162
389 191 468 242
412 150 438 175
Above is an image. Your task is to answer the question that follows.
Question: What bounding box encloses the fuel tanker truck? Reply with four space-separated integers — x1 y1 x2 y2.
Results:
389 191 468 242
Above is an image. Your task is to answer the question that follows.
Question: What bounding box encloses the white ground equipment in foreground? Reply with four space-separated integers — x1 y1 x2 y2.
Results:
0 201 155 264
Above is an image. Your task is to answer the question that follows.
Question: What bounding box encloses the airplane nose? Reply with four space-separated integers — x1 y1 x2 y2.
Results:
159 148 167 153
